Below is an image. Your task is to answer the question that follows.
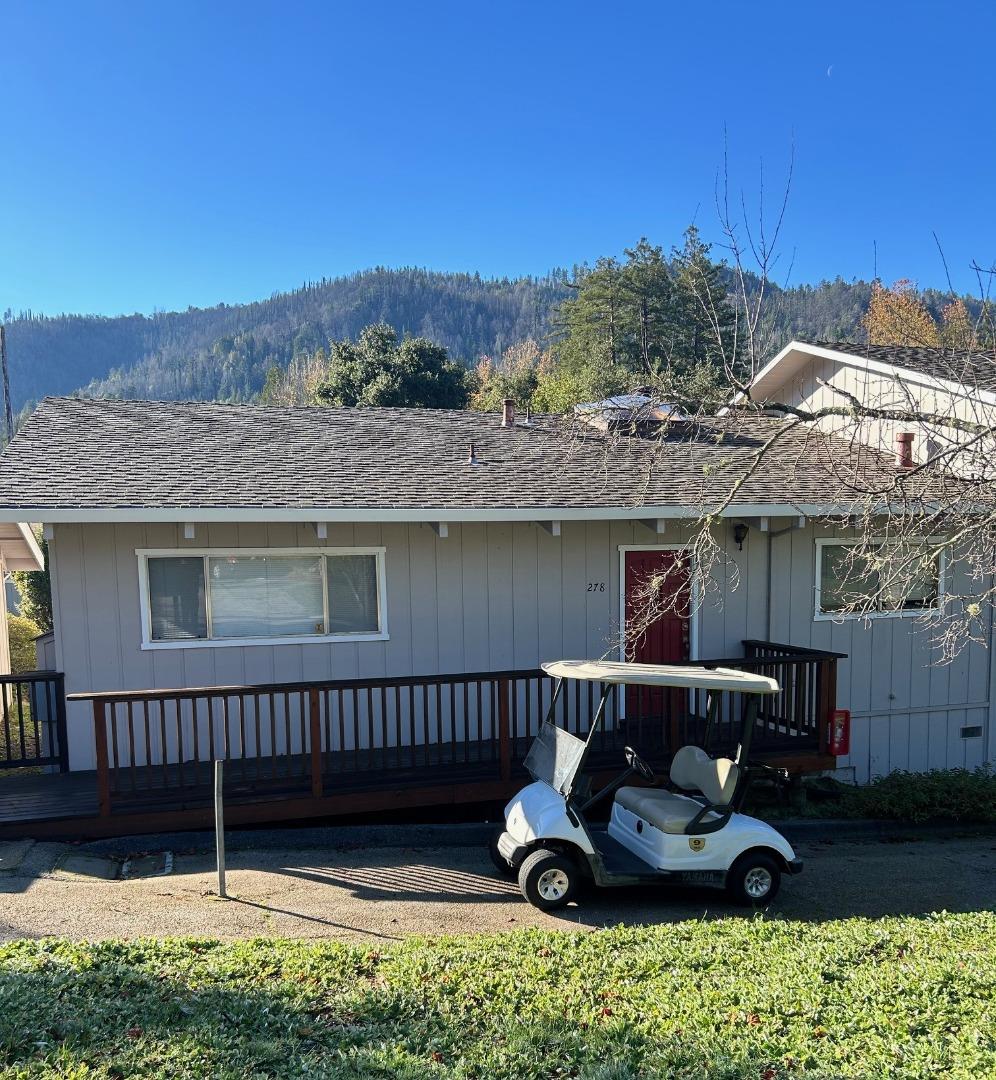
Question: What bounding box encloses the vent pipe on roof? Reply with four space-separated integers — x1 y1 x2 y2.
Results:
501 398 515 428
896 431 915 469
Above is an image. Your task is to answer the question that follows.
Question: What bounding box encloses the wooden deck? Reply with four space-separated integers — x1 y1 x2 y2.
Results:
0 769 100 827
0 740 833 840
0 644 842 839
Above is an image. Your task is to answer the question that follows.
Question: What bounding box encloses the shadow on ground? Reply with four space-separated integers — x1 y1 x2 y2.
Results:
225 836 996 928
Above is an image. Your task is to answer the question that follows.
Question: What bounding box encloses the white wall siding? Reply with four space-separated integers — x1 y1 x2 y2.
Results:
768 521 991 781
762 353 996 472
49 518 991 778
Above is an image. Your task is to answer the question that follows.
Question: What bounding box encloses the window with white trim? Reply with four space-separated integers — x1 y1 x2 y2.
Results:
141 549 386 646
816 540 941 617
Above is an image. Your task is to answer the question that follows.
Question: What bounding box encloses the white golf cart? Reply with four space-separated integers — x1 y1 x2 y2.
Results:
492 660 803 910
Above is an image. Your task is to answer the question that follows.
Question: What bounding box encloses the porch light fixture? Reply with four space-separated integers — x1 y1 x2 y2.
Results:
733 523 749 551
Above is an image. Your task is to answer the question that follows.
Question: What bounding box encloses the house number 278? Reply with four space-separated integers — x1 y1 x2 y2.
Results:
586 582 606 592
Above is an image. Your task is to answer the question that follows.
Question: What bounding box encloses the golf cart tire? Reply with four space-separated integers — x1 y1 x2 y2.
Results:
726 850 782 906
489 827 515 877
518 849 579 911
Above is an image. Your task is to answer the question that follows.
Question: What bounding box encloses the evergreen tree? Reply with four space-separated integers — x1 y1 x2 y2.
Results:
312 323 469 408
618 239 675 375
553 257 624 372
670 226 738 370
552 231 738 384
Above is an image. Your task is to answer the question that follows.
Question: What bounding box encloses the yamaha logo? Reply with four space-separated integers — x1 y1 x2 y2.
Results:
688 837 705 852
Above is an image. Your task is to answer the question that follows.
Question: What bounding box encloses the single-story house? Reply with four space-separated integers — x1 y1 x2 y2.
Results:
0 344 990 834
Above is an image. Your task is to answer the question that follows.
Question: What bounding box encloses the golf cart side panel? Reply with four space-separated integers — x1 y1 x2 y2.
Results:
503 782 596 854
609 802 797 873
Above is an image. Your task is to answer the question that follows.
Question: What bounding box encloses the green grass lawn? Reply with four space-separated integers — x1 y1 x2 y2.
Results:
0 913 993 1079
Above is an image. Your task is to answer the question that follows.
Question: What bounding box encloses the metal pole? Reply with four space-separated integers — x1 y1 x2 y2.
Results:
0 326 13 445
214 758 227 899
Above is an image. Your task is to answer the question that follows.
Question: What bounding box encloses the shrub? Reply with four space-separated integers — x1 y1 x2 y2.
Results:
11 532 51 632
6 613 41 675
846 765 996 823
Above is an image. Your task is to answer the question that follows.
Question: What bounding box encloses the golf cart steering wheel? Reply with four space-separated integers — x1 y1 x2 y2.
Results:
624 746 657 784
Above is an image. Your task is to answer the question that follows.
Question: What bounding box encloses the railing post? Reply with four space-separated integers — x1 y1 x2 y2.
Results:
54 675 69 772
817 658 837 753
497 678 511 782
308 687 323 798
92 700 111 817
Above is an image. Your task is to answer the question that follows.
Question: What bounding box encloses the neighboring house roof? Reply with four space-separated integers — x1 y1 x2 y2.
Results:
0 522 44 571
748 339 996 404
0 396 946 523
800 340 996 393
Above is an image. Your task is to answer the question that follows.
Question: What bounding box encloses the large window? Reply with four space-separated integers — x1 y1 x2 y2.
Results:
140 548 386 647
815 540 942 619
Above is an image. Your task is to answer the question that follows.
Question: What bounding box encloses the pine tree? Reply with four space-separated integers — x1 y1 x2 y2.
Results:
618 239 674 376
670 225 738 370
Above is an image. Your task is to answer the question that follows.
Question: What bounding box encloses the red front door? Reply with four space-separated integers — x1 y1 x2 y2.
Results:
624 549 691 742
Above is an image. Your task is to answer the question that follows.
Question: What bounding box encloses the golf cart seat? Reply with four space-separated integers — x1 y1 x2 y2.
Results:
616 745 740 834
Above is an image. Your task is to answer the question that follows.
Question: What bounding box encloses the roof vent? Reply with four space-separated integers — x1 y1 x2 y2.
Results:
466 442 480 465
896 431 915 469
501 398 515 428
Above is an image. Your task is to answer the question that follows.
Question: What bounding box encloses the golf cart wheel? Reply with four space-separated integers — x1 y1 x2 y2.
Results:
727 851 782 906
489 827 515 877
518 849 579 911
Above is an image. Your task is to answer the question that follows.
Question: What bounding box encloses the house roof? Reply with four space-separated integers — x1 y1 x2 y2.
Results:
0 396 945 523
800 340 996 393
749 339 996 403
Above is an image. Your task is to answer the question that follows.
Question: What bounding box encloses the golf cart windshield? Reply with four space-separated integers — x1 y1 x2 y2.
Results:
524 660 781 796
524 722 588 795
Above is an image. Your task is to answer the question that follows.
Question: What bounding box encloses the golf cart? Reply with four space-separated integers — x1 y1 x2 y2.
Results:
492 660 803 910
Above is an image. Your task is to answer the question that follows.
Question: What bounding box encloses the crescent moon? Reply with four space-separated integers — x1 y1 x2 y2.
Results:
827 64 833 77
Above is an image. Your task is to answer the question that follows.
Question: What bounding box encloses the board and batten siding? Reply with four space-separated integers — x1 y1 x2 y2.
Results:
762 352 996 471
768 522 992 782
47 519 992 779
50 520 724 770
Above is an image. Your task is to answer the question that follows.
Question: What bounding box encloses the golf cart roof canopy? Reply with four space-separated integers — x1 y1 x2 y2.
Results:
541 660 779 695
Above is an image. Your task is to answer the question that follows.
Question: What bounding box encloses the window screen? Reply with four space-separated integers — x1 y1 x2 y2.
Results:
148 557 207 641
208 555 325 638
880 553 940 611
819 545 879 613
819 544 939 614
327 554 380 633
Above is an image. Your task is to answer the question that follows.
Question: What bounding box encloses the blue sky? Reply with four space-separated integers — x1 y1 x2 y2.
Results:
3 0 995 317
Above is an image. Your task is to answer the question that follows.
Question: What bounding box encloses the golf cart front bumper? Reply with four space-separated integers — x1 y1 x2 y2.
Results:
496 830 529 870
786 858 804 875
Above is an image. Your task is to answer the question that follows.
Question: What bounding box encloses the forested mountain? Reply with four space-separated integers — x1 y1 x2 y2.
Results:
1 263 970 413
2 268 568 411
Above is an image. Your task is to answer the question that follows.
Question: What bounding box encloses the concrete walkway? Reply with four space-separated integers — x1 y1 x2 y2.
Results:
1 834 993 942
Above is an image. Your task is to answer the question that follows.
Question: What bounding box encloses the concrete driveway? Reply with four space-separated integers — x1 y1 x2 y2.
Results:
0 833 993 941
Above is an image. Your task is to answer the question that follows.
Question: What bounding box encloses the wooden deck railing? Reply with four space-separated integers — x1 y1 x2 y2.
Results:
66 640 843 817
0 672 68 773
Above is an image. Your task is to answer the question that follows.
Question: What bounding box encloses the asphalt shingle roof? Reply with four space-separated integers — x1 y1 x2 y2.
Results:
802 340 996 393
0 397 941 514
